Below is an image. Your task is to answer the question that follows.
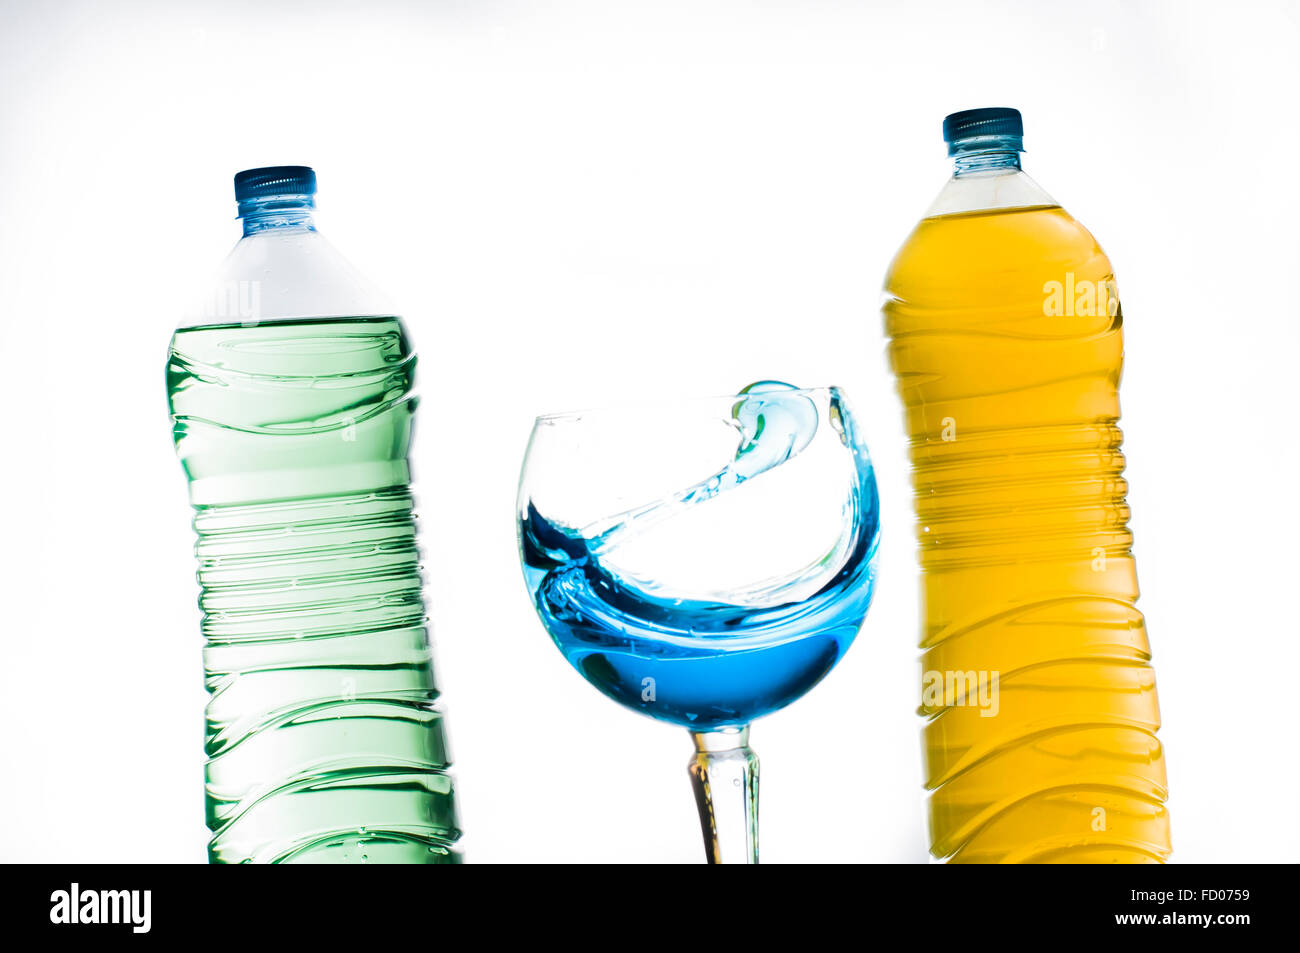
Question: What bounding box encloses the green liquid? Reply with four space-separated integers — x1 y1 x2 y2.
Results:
168 317 461 863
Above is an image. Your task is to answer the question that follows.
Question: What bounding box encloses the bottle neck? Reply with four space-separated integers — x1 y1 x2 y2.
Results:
949 134 1023 178
924 133 1054 218
239 193 317 236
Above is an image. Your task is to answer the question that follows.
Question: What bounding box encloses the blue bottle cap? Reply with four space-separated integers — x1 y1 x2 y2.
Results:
234 166 317 202
942 108 1023 144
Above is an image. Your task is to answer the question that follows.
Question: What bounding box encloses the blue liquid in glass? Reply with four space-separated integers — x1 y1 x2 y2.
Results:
519 384 880 729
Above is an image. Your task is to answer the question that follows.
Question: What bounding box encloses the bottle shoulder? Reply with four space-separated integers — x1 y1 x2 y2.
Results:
923 168 1057 218
885 203 1112 290
178 228 397 328
882 202 1116 336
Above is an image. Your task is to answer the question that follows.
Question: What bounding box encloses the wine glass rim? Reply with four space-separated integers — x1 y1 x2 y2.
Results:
531 385 845 423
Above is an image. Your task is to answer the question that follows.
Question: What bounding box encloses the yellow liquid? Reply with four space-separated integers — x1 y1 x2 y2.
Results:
884 204 1170 863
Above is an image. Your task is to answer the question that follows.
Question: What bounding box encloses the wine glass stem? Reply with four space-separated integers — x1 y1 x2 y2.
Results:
687 725 759 864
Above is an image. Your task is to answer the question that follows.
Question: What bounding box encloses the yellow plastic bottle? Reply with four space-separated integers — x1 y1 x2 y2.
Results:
883 108 1170 863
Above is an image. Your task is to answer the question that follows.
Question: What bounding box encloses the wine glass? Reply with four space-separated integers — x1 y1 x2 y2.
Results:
516 382 880 863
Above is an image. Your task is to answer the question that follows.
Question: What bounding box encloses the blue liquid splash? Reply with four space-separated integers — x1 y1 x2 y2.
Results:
519 383 880 729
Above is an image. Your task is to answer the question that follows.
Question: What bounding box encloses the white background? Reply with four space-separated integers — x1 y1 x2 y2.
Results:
1 0 1297 863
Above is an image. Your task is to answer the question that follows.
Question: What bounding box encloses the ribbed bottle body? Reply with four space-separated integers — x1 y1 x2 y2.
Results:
884 205 1170 863
168 316 461 863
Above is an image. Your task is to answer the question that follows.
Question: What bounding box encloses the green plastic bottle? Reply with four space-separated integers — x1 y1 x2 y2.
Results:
167 167 461 863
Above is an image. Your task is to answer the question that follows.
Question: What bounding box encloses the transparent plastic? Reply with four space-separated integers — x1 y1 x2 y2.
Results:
925 137 1055 217
180 194 394 328
883 132 1170 863
167 178 461 863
